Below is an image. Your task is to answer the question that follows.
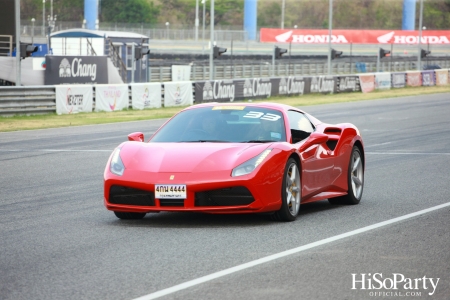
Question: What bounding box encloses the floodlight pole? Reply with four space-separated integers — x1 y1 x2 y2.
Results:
272 45 275 76
209 0 214 80
15 0 21 86
202 0 206 40
377 49 380 72
195 0 199 41
327 0 333 75
281 0 285 29
417 0 424 70
42 0 46 36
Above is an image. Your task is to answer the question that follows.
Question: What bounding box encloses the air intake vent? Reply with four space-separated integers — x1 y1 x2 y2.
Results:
109 185 155 206
195 186 254 206
159 199 185 207
324 128 342 135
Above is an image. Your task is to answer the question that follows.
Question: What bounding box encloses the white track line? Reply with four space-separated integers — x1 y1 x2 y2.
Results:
133 202 450 300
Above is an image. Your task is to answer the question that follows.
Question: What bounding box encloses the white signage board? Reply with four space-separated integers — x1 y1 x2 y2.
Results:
164 81 194 107
55 85 93 115
171 65 191 82
131 83 162 109
95 84 129 112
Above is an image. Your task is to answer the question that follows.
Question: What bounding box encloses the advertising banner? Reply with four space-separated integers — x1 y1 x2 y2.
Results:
278 76 312 96
406 71 422 87
164 81 194 107
260 28 450 45
375 72 391 90
172 65 191 82
195 78 277 103
435 69 449 85
131 83 162 109
94 84 129 112
421 70 436 86
55 85 93 115
310 76 337 94
359 74 375 93
391 72 406 88
45 55 108 85
335 76 360 93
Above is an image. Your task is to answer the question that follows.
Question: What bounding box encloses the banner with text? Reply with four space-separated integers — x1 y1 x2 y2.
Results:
406 71 422 87
335 76 361 93
172 65 192 82
45 56 108 85
359 74 375 93
391 73 406 88
131 83 162 109
164 81 194 107
260 28 450 45
435 69 449 85
55 85 93 115
421 70 436 86
375 72 392 90
95 84 129 112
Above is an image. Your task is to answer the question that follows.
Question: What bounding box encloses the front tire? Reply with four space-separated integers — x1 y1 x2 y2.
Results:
329 146 364 205
272 158 301 222
113 211 147 220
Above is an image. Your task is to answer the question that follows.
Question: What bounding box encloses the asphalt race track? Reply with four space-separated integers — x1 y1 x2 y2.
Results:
1 93 449 300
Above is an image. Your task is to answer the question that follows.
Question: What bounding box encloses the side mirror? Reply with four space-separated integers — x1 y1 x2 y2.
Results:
299 132 329 152
128 132 144 142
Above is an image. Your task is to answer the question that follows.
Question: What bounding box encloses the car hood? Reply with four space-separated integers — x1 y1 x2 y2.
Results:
118 142 272 173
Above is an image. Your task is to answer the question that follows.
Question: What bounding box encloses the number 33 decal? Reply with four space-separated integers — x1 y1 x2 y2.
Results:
243 111 281 121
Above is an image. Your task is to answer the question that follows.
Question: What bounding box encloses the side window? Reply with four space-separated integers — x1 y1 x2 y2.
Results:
287 110 315 143
126 45 133 70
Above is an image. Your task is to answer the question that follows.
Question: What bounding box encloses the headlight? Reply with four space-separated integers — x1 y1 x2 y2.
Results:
232 149 272 177
110 148 125 176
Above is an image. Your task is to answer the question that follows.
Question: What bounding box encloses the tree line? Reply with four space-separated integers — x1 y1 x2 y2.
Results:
21 0 450 30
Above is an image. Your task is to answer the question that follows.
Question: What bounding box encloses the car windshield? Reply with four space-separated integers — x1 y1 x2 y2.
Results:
150 106 287 143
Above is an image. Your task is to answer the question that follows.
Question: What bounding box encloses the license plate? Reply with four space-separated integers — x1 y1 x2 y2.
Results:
155 184 187 199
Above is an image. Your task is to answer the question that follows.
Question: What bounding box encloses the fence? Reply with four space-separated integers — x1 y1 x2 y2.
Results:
20 21 250 42
149 59 450 82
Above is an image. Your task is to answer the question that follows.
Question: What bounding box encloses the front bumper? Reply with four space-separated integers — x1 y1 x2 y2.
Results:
104 169 283 214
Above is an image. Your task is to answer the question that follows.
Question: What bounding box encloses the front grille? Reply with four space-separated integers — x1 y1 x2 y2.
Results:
195 186 254 206
109 185 155 206
159 199 185 207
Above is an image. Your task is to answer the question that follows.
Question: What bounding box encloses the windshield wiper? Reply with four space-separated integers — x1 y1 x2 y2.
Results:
244 140 276 143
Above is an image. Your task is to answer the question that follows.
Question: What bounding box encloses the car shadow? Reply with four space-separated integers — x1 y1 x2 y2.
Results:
107 200 347 228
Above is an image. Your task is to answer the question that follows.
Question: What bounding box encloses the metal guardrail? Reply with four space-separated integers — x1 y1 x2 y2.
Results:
0 86 56 116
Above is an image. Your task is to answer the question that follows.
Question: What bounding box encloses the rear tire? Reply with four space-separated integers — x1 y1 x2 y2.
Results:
329 146 364 205
272 158 301 222
113 211 146 220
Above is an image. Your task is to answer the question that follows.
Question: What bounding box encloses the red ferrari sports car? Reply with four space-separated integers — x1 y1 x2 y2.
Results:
104 102 364 221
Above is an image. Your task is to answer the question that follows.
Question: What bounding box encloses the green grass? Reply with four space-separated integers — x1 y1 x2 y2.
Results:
1 85 449 132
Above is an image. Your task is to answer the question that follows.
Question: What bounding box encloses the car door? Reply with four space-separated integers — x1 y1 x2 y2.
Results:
287 110 334 199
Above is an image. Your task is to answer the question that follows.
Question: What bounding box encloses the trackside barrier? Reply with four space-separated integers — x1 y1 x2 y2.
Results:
0 69 449 116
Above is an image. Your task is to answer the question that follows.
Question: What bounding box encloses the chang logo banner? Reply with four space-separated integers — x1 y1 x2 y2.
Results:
45 56 108 85
310 76 336 94
335 76 360 93
195 80 236 103
278 76 311 95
